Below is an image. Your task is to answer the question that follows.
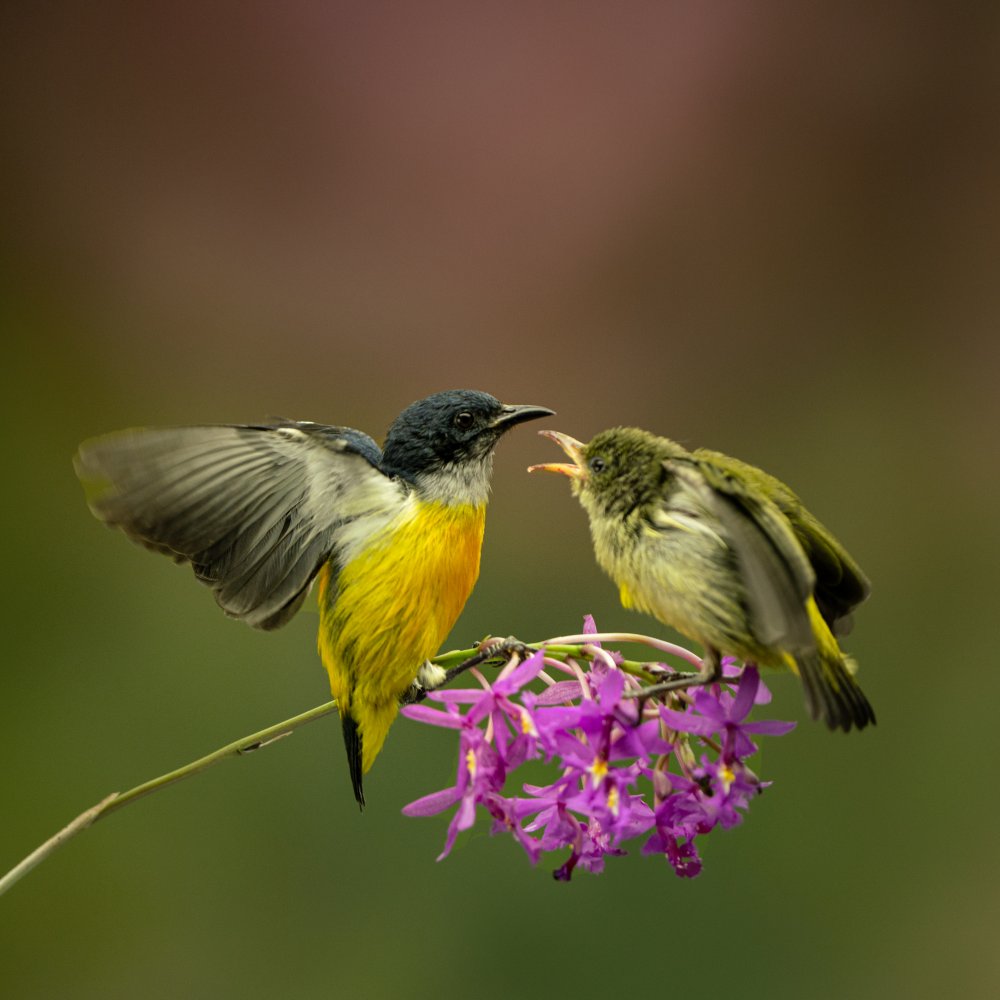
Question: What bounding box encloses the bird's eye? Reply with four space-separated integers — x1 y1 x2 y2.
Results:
589 456 607 474
454 411 475 430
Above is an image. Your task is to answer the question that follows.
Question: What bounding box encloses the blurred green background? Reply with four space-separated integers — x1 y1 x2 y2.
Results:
2 4 998 998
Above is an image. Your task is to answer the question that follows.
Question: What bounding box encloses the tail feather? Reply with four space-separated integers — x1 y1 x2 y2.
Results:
797 649 876 732
341 714 366 810
793 596 875 732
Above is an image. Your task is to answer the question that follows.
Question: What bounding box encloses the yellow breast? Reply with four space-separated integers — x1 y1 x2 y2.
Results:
317 500 486 714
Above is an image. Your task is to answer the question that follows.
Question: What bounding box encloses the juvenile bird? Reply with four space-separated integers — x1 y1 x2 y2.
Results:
75 390 553 806
530 427 874 731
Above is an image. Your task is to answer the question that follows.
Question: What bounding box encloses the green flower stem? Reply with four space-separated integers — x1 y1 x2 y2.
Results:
0 699 339 899
427 645 489 668
0 632 691 899
103 700 341 815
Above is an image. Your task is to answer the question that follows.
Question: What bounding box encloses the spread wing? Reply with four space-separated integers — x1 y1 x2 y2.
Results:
666 457 817 654
75 422 403 630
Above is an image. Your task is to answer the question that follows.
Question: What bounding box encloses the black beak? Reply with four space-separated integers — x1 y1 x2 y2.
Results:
489 404 555 432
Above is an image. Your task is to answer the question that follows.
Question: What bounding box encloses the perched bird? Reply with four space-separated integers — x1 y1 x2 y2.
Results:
75 390 553 806
530 427 874 731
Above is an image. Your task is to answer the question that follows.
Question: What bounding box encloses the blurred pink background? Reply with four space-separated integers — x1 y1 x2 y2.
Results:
2 5 998 999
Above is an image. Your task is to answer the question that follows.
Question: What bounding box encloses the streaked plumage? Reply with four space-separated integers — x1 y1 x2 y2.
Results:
531 427 874 731
75 390 553 805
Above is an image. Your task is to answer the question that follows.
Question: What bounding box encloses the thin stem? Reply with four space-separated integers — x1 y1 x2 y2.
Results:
541 632 705 669
103 700 340 816
0 794 119 897
2 640 537 899
0 700 339 899
1 631 702 899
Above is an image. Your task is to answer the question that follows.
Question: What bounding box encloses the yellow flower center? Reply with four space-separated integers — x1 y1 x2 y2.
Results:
466 747 477 779
607 784 620 816
719 764 735 793
519 708 537 737
588 756 608 788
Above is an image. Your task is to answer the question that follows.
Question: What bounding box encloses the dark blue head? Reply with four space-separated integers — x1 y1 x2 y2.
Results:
381 390 553 484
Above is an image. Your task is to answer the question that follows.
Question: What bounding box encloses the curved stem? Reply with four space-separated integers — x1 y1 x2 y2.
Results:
541 632 704 668
0 793 120 897
0 700 339 899
1 631 697 899
1 640 529 899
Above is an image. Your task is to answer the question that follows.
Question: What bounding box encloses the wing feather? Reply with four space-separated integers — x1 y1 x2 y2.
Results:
75 423 402 630
667 458 816 653
694 447 870 632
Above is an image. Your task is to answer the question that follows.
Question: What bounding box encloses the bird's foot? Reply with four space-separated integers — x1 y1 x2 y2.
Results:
400 638 534 706
439 636 533 687
627 648 723 706
476 635 533 663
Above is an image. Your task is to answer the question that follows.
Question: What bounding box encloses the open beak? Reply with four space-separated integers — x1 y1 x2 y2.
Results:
490 403 556 431
527 430 586 478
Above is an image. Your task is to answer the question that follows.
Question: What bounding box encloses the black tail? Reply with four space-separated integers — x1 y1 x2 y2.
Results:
341 714 366 810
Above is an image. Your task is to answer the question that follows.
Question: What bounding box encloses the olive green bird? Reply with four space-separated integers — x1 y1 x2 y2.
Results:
530 427 874 731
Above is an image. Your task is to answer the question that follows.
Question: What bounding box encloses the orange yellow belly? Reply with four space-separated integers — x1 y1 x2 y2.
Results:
316 500 486 771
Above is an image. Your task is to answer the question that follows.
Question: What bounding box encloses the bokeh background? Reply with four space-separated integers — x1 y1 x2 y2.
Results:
3 4 998 998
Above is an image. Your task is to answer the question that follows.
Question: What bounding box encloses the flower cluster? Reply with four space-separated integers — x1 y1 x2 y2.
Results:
401 618 795 880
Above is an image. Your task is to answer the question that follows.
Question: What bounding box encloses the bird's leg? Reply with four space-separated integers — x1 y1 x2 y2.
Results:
626 647 723 704
401 637 532 705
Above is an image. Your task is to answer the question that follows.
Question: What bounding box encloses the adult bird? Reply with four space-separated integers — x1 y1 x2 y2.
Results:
530 426 874 731
75 390 553 806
